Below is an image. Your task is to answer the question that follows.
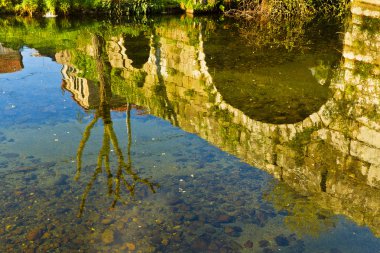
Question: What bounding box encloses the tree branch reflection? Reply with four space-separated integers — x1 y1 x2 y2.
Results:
75 33 158 218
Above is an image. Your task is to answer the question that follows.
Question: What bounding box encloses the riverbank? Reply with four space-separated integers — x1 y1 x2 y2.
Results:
0 0 351 20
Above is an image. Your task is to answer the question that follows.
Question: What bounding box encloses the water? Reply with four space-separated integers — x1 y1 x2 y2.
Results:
0 3 380 253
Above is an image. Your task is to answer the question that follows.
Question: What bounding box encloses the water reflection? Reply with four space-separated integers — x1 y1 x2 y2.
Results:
54 4 379 238
66 34 158 217
0 2 379 252
0 44 23 73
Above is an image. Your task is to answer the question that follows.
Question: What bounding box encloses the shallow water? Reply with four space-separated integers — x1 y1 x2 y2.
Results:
1 4 380 253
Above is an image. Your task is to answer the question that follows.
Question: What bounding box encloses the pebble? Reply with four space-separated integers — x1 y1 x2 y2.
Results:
151 235 162 244
224 226 242 237
41 232 51 239
217 214 234 223
121 242 136 251
54 174 69 186
208 241 221 251
259 240 270 248
101 229 114 244
244 240 253 248
13 167 37 173
26 227 44 241
178 204 191 211
161 238 169 246
275 235 289 246
191 237 209 251
101 218 114 225
40 162 57 168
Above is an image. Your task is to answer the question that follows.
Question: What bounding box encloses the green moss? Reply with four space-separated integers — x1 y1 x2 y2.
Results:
184 88 195 97
288 126 318 166
355 62 374 76
360 16 380 35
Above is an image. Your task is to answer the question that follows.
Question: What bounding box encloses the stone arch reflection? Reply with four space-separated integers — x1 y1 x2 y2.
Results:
202 15 341 124
57 12 380 237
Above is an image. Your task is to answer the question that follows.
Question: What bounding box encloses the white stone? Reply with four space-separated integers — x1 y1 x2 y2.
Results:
357 125 380 149
330 130 350 154
351 140 380 165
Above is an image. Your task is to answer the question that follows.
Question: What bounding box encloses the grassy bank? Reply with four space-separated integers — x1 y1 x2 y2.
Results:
0 0 350 18
224 0 351 20
0 0 183 17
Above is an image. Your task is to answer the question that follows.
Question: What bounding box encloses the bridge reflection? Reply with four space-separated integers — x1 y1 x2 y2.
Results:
0 44 23 74
57 3 380 237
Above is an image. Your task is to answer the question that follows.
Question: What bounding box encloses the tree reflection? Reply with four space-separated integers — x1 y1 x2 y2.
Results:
74 33 158 218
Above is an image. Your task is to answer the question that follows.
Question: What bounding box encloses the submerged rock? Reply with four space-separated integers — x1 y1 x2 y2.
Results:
2 153 19 159
259 240 270 248
191 237 209 251
244 240 253 248
224 226 242 237
275 235 289 246
208 240 222 251
101 229 114 245
40 162 57 169
26 227 44 241
54 174 69 186
101 218 114 225
120 242 136 251
217 214 234 223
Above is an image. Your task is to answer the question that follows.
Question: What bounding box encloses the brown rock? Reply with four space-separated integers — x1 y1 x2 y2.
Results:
259 240 270 248
224 226 234 234
101 229 114 245
101 218 113 225
191 238 209 251
217 214 234 223
244 240 253 248
121 242 136 251
26 228 44 241
208 241 221 251
41 232 51 239
161 239 169 246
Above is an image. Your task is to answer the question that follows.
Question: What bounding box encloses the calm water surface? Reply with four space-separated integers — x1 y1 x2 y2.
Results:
0 3 380 253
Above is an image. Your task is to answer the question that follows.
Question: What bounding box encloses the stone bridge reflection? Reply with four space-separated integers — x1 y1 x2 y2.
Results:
0 44 23 74
57 3 380 237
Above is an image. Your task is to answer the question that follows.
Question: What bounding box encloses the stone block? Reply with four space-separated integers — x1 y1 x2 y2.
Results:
367 164 380 188
330 130 350 155
357 125 380 149
302 117 313 128
351 140 380 165
357 116 380 131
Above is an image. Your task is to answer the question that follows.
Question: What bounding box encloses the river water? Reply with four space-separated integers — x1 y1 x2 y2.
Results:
0 3 379 253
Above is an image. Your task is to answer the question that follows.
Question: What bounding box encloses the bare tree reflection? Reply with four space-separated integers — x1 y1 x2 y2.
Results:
74 33 158 218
